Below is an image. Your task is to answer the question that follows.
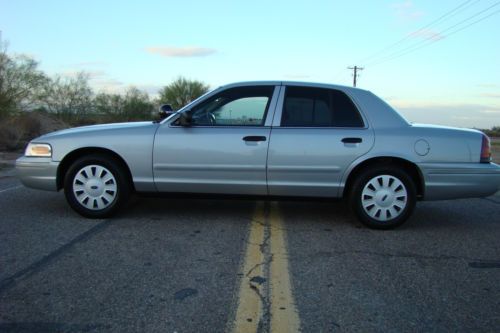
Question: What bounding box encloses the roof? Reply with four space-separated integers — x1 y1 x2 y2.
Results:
218 80 370 93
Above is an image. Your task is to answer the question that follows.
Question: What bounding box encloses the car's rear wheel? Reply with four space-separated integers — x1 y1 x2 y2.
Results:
64 154 130 218
349 166 416 229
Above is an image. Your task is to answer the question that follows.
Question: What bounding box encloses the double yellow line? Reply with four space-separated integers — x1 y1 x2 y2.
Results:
231 202 301 333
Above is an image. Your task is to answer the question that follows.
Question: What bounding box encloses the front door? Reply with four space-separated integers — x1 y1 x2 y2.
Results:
153 85 279 195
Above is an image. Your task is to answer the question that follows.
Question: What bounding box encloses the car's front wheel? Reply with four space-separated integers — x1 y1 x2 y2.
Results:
64 154 130 218
349 166 416 229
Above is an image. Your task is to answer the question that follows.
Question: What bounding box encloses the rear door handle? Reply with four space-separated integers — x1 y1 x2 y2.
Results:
341 137 362 144
243 136 267 142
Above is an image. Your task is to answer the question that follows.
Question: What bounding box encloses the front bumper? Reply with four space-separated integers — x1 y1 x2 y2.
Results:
16 156 59 191
419 162 500 200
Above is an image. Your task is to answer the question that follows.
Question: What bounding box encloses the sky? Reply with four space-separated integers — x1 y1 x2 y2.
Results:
1 0 499 128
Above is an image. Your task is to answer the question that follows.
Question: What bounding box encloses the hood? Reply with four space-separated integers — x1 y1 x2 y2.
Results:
36 121 156 140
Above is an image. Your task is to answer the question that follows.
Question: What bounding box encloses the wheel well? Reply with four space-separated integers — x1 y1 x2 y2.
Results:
343 157 424 199
56 147 135 191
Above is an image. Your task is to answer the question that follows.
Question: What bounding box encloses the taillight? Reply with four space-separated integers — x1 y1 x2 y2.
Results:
480 134 491 163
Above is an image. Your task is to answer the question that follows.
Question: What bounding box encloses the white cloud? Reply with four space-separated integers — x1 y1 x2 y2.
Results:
480 93 500 99
392 1 424 22
135 84 163 96
145 46 216 58
92 79 125 94
409 28 443 41
60 70 125 93
476 83 498 88
71 61 109 67
61 70 107 80
12 52 39 59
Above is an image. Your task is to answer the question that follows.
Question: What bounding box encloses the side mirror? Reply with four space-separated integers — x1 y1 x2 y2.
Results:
159 104 174 120
179 112 193 126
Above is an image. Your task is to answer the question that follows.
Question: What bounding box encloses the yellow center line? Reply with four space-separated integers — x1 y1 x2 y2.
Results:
231 202 301 333
269 202 301 333
232 202 266 333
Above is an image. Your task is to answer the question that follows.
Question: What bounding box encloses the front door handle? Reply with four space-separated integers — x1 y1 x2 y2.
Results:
243 136 267 142
341 137 362 144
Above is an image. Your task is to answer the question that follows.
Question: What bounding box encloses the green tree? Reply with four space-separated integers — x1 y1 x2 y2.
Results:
37 72 93 124
158 77 210 110
94 92 124 120
122 87 154 121
0 46 48 119
94 87 154 122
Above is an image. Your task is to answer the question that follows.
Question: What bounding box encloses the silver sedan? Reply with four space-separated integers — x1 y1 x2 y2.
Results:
16 81 500 229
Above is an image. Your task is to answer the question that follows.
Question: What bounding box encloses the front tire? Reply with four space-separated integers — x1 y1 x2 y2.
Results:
64 154 131 218
349 166 416 229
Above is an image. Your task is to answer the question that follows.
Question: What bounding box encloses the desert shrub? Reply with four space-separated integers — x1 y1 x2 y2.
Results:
0 119 25 151
0 111 69 151
158 77 209 110
93 87 155 122
37 72 93 125
16 113 42 139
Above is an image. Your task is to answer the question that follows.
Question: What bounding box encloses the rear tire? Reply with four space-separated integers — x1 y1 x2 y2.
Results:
349 166 416 229
64 154 131 218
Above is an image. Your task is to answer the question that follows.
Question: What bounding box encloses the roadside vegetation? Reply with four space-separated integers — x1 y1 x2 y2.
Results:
0 45 209 151
0 45 498 152
482 127 500 138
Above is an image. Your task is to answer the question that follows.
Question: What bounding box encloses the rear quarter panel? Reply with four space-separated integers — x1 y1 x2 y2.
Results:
341 89 500 199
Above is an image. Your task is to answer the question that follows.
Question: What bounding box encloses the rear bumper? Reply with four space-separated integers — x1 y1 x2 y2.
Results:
16 156 59 191
419 162 500 200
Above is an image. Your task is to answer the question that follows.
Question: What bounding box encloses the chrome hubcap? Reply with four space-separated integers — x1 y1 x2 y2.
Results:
361 175 407 222
73 165 117 210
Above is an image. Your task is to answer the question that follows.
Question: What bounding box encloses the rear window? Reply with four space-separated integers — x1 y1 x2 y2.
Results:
281 86 364 127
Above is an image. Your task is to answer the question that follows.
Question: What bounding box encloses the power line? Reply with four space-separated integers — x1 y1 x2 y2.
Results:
358 0 478 64
442 6 500 38
334 0 497 83
364 1 500 67
365 1 500 66
367 6 500 67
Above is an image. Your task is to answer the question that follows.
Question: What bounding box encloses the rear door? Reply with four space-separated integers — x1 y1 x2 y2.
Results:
267 85 374 197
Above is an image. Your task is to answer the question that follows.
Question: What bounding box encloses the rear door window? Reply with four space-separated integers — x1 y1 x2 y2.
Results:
281 86 364 127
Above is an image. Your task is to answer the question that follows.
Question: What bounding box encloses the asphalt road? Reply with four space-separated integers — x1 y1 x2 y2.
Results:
0 174 499 333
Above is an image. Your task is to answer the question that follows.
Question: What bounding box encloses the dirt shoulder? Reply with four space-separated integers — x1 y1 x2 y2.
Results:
0 152 21 178
0 152 21 167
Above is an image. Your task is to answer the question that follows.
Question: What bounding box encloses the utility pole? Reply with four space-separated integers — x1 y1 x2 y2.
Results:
348 66 364 87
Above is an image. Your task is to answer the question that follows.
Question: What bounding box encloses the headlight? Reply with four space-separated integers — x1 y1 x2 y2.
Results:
25 143 52 157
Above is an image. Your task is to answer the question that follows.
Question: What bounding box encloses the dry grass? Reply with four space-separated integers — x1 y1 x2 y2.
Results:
0 112 68 151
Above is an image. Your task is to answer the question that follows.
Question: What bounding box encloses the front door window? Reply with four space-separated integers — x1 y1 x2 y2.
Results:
186 86 274 126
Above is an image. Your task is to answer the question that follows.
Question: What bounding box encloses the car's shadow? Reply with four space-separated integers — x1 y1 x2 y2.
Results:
122 195 359 229
29 189 498 231
114 194 499 231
